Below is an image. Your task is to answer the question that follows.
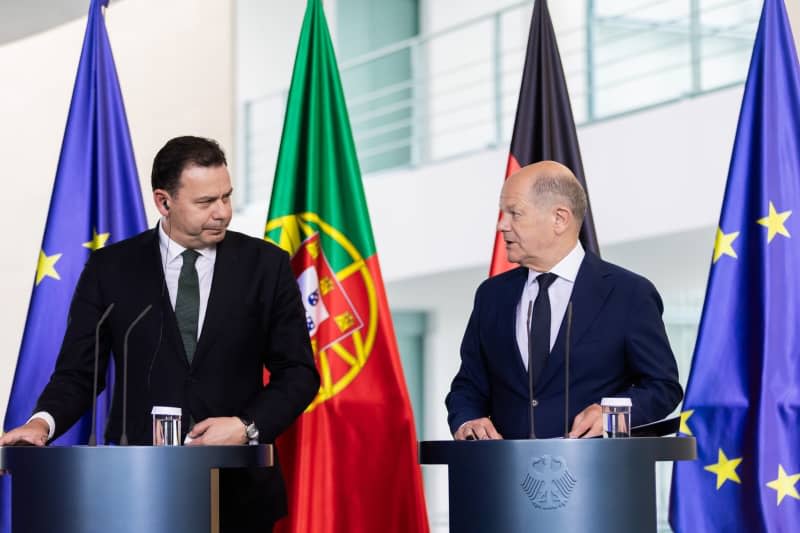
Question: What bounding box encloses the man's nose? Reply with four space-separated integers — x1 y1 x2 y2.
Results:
212 199 231 219
496 212 509 232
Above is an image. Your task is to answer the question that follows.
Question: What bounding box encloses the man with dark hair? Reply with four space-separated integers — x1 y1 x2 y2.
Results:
447 161 682 440
151 135 228 194
0 135 320 531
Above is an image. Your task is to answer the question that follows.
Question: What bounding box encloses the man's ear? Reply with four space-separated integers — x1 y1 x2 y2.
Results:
153 189 171 217
553 205 573 235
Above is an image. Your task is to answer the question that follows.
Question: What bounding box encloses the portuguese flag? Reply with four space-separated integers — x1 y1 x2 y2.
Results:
264 1 429 532
490 0 599 276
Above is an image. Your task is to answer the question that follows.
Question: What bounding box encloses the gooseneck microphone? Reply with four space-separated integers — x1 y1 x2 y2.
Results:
88 303 115 447
526 300 536 439
564 301 573 438
119 304 153 446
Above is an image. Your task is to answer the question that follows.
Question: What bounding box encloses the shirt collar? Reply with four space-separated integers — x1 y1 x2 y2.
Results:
526 241 585 286
158 220 217 264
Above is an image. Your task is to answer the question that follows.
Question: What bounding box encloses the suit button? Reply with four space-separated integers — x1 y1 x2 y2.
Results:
531 399 538 407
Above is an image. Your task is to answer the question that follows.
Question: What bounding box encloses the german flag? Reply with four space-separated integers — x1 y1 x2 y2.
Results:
490 0 599 275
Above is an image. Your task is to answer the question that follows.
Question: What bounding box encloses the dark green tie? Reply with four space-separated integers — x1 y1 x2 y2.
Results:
175 249 200 363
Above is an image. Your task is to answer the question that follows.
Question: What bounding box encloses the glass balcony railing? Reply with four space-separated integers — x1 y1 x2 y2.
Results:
241 0 758 207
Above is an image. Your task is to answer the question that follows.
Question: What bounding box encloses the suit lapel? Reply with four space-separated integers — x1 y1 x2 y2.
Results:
192 235 239 367
494 268 530 394
537 252 614 390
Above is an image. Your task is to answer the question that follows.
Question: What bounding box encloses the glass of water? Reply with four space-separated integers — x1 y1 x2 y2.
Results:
151 406 182 446
601 397 632 438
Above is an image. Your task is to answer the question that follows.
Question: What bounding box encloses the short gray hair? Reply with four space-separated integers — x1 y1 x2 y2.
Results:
530 172 588 226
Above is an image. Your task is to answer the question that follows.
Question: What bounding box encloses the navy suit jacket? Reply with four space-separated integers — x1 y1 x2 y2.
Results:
446 251 682 439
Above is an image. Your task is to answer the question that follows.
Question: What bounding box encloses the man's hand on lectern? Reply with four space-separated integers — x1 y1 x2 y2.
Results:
0 418 49 447
568 403 603 438
454 417 502 440
185 417 248 446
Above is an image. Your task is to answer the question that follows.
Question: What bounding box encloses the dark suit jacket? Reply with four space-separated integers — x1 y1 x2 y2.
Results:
446 251 682 439
35 228 320 528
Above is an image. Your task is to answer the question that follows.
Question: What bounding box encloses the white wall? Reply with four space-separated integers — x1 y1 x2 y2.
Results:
419 1 588 159
236 1 307 102
232 0 308 230
0 0 234 426
230 0 339 233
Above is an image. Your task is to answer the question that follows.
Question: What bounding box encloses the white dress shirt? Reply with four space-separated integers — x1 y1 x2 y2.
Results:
158 220 217 338
515 242 585 370
32 221 218 440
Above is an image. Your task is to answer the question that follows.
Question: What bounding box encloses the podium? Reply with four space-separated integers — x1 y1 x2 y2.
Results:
420 437 696 533
0 444 273 533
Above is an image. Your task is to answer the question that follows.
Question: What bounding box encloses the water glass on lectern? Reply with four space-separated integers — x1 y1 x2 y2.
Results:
151 406 182 446
601 397 632 438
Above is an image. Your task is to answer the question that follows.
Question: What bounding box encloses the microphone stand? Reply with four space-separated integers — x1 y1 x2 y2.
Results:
527 300 536 439
88 303 115 446
119 305 153 445
564 301 573 438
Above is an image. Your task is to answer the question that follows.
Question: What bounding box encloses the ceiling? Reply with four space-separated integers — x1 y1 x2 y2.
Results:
0 0 121 46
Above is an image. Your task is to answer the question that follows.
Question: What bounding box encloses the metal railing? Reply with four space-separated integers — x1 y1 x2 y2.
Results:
241 0 758 207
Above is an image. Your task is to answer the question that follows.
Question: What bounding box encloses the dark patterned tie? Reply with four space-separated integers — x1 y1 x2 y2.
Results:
529 272 558 386
175 249 200 363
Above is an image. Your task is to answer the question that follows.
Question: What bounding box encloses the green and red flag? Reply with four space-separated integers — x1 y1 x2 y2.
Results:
264 1 429 532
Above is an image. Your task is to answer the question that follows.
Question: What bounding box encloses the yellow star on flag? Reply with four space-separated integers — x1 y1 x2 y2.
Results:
36 250 62 286
766 465 800 505
704 449 743 489
757 201 791 243
82 229 110 251
679 410 694 435
713 228 739 263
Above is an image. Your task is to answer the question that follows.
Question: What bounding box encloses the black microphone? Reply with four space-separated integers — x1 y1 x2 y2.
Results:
119 304 153 446
526 300 535 439
564 301 573 438
88 303 115 446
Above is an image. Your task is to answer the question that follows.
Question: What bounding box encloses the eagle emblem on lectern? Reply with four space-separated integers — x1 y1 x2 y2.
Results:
520 454 577 510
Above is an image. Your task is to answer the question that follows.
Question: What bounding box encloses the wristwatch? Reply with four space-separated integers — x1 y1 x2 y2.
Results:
238 417 260 445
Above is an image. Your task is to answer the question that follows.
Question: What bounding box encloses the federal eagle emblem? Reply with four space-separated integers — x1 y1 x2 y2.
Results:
520 454 577 510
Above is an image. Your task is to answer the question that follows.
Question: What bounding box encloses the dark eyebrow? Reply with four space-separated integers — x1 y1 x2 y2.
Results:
196 188 234 202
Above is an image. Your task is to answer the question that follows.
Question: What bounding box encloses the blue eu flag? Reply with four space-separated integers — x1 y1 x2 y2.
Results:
670 0 800 531
1 0 146 529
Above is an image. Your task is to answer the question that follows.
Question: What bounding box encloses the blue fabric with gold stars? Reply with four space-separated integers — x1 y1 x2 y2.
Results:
1 0 146 528
670 0 800 531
